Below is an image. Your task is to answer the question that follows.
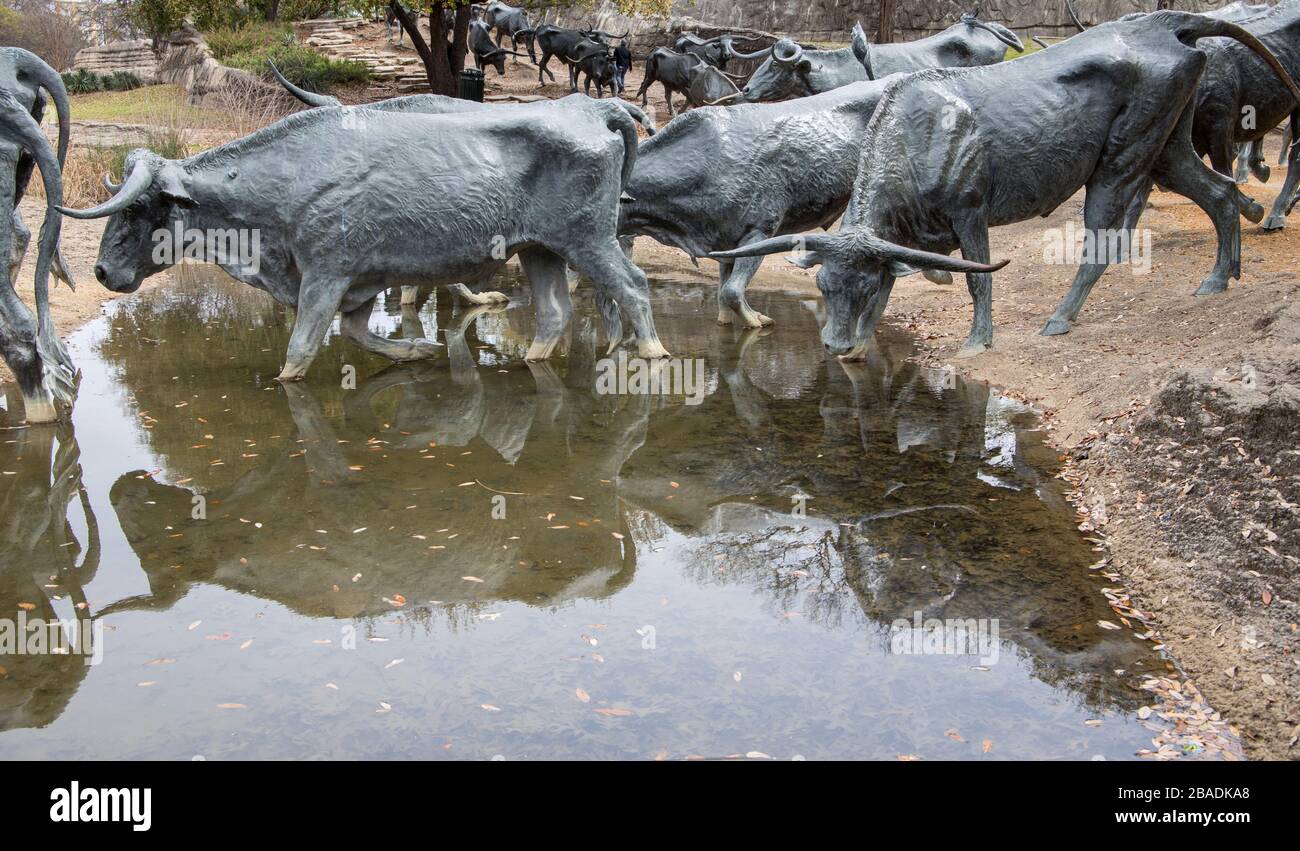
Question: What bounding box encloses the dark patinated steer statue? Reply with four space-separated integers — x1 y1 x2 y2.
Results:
60 101 669 376
619 77 951 329
733 13 1022 102
711 12 1300 359
635 48 740 115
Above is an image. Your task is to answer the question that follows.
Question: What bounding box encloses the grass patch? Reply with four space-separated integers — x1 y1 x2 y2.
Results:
68 85 224 125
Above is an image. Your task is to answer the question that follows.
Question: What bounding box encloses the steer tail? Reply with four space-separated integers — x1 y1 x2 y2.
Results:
1158 12 1300 103
602 103 640 191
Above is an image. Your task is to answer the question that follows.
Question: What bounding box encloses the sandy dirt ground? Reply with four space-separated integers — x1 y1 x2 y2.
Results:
8 51 1298 756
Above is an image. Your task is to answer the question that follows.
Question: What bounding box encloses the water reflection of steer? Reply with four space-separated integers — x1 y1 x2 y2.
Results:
0 415 101 731
106 308 653 620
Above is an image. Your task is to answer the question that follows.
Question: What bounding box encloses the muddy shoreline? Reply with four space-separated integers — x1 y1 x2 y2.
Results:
10 145 1298 757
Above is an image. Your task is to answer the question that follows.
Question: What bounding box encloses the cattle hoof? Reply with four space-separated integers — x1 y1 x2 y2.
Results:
1261 214 1287 232
1242 201 1266 224
956 340 989 358
1193 279 1228 296
1039 319 1070 337
399 286 420 305
637 338 671 359
481 290 510 304
739 312 774 329
276 370 308 383
716 310 734 326
1251 163 1271 183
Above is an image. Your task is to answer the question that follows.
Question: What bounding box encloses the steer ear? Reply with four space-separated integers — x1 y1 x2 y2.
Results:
159 164 197 208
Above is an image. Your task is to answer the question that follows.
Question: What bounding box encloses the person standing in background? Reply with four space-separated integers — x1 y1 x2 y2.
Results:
614 40 632 94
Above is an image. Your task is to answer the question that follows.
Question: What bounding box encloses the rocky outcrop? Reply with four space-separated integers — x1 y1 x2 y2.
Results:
71 39 161 82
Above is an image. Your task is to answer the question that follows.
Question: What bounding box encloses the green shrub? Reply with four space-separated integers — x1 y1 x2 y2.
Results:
61 69 103 95
225 43 370 92
205 23 297 61
104 71 144 92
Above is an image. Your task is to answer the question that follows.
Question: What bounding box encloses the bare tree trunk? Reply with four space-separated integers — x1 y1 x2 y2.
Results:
877 0 896 44
391 1 457 96
450 5 471 73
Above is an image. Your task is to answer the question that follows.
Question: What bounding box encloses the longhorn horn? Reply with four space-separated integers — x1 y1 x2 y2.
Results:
103 172 121 193
268 59 341 108
57 155 157 219
703 91 745 105
771 39 804 67
852 21 875 79
1065 0 1086 32
963 17 1025 51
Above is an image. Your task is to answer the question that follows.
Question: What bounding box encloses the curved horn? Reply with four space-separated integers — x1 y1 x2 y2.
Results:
709 234 836 261
0 90 63 362
57 155 157 219
103 172 121 193
268 59 340 108
703 91 745 105
851 21 875 79
1031 35 1051 49
872 238 1010 274
771 39 804 68
965 19 1025 51
14 50 70 168
1065 0 1086 32
726 44 772 61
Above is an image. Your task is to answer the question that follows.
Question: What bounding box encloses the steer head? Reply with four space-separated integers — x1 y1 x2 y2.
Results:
57 150 196 293
710 231 1007 360
738 38 813 101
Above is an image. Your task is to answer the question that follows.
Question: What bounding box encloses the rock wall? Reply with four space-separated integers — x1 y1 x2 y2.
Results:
72 39 161 82
539 0 1235 46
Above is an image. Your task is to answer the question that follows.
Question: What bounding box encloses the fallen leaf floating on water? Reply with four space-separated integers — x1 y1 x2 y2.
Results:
324 683 339 690
653 749 669 761
462 576 484 583
594 708 633 717
982 740 993 754
17 603 36 611
897 754 922 761
733 671 743 683
216 703 247 710
145 658 175 666
945 729 965 743
575 688 591 703
1097 620 1121 630
1084 719 1103 727
376 702 392 714
137 681 157 688
746 751 771 759
385 659 404 670
481 704 502 712
187 620 202 631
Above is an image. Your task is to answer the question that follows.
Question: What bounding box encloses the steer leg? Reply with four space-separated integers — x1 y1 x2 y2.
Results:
1248 138 1270 184
400 285 419 305
1042 178 1143 335
1233 143 1251 184
279 282 349 381
518 246 573 361
662 83 676 117
1209 138 1265 225
716 251 773 328
1150 143 1243 295
566 242 669 359
950 215 996 356
340 296 442 362
1263 114 1300 231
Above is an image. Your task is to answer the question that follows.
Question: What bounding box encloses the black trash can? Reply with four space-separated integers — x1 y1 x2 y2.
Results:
459 68 485 102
